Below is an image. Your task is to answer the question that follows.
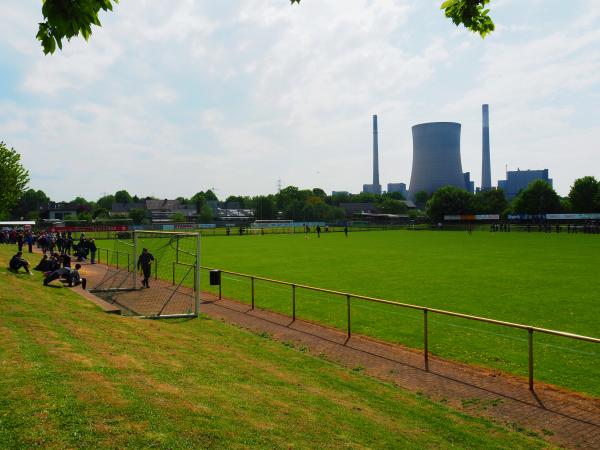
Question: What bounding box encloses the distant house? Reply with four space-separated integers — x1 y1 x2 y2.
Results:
111 199 196 223
40 202 81 221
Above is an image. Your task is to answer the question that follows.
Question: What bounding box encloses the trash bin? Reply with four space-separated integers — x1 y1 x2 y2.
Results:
209 270 221 286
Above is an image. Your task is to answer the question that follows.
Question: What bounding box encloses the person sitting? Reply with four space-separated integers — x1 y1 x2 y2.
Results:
34 254 52 272
43 266 70 286
9 252 32 274
68 264 86 289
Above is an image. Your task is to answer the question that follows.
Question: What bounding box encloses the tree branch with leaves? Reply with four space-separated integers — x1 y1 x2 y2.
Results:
0 142 30 218
37 0 494 55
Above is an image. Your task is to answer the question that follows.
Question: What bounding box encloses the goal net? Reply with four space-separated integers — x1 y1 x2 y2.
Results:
90 230 201 319
250 220 295 235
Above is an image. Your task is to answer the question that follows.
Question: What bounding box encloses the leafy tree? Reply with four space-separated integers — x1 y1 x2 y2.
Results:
199 204 213 223
191 192 206 213
128 208 147 225
171 212 186 223
204 189 218 201
115 190 133 204
379 198 408 214
440 0 495 37
512 180 561 215
13 189 50 218
414 191 430 208
254 196 276 220
311 188 327 201
0 142 30 217
471 188 507 214
384 191 405 201
226 195 246 208
96 194 115 211
568 176 599 213
37 0 119 54
92 207 110 219
426 186 472 222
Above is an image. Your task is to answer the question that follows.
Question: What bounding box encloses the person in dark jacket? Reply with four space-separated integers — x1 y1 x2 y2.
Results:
137 248 154 288
89 239 97 264
10 252 32 274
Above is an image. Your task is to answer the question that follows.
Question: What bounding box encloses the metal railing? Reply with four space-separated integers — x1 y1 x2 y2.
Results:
200 266 600 392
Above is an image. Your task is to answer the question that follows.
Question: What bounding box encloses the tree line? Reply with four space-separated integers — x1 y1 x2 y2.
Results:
3 142 600 223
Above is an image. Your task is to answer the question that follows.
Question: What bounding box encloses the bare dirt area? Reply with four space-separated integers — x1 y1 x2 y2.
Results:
77 259 600 449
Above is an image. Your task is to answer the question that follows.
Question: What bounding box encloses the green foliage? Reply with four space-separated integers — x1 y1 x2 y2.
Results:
36 0 118 55
114 189 132 204
171 212 187 223
92 207 109 219
96 194 114 210
426 186 472 221
379 198 408 215
199 204 214 223
254 195 276 220
512 180 562 214
440 0 495 37
0 142 30 217
12 189 49 219
128 208 147 225
414 191 430 208
471 188 507 214
568 176 599 213
204 189 218 201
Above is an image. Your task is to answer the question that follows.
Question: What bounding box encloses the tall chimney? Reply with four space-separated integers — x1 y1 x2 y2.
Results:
373 114 380 186
481 104 492 190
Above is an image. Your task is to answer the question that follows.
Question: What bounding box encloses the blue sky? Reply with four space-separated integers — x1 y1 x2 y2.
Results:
1 0 599 201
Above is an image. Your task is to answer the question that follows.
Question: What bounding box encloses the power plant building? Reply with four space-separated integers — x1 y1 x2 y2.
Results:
498 169 552 200
387 183 407 197
408 122 466 197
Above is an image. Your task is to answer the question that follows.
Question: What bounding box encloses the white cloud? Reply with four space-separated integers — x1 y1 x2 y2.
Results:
0 0 599 200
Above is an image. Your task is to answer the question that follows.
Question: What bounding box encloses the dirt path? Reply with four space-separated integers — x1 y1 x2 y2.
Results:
74 258 600 449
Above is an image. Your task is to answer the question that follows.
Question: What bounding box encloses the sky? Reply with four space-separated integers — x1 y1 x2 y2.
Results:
1 0 599 202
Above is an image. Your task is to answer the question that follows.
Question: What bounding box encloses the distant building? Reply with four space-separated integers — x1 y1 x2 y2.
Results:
40 202 80 221
387 183 407 198
339 203 378 216
111 199 196 222
463 172 475 194
362 184 382 195
498 169 552 200
332 191 350 196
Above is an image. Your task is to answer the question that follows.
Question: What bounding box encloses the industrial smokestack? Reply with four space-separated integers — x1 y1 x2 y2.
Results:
373 115 380 186
481 104 492 190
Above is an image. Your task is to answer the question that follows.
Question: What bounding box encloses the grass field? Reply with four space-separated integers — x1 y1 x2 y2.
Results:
0 246 550 449
100 230 600 396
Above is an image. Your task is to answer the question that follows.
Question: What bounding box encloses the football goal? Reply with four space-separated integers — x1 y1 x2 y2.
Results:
91 230 201 319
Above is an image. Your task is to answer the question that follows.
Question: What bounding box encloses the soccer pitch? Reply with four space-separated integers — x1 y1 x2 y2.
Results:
99 230 600 396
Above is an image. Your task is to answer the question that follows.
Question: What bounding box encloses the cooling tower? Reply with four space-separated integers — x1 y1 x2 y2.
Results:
408 122 466 197
481 104 492 190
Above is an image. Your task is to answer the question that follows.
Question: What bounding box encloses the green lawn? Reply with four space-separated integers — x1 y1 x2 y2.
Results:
100 230 600 396
0 246 550 449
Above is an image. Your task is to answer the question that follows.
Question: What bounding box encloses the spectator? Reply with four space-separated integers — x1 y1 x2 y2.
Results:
9 251 32 274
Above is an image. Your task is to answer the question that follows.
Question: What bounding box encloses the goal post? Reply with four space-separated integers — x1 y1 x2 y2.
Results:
91 230 201 319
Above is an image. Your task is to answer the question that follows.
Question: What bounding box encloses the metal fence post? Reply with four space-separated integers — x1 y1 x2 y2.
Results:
251 277 255 309
127 253 130 272
116 252 119 270
292 284 296 321
424 309 429 371
528 328 534 391
219 277 222 300
154 259 158 280
172 262 175 286
346 295 351 339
